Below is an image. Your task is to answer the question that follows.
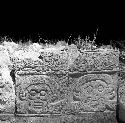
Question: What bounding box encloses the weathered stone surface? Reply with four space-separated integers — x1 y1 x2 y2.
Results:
118 71 125 122
0 115 15 123
68 50 119 73
15 112 117 123
12 44 69 74
0 44 15 114
15 74 69 114
0 41 120 122
0 68 15 114
68 73 117 113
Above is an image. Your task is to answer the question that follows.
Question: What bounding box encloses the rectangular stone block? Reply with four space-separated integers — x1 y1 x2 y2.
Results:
68 72 118 113
15 74 69 114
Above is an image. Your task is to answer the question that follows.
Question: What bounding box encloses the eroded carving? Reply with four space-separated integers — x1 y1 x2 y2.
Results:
16 75 69 114
71 74 117 112
26 83 54 113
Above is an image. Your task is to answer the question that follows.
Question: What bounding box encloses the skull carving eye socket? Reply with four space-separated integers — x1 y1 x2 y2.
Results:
29 89 37 96
97 84 104 92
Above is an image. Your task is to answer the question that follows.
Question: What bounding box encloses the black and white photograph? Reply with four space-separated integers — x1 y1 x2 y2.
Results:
0 23 125 123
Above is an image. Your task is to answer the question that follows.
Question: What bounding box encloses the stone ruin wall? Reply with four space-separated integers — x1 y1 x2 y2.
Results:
0 39 122 123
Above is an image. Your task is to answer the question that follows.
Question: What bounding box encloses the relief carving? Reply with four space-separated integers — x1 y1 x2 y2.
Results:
27 83 55 113
16 75 69 114
71 74 117 112
0 39 120 123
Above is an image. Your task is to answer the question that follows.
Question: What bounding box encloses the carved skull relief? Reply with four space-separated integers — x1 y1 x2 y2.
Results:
22 83 54 113
16 74 70 114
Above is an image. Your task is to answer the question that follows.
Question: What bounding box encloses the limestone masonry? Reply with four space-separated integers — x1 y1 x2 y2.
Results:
0 40 121 123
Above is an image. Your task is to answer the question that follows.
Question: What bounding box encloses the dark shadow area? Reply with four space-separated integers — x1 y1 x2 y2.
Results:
10 69 16 85
117 97 125 123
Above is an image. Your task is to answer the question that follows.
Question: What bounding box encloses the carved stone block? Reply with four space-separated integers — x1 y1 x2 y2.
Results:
15 74 69 114
68 73 118 113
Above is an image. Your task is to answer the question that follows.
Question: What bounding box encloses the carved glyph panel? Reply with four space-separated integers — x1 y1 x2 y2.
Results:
70 74 117 112
16 74 69 114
